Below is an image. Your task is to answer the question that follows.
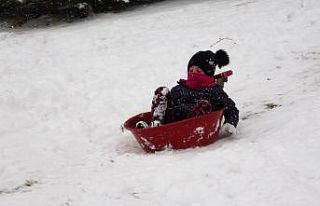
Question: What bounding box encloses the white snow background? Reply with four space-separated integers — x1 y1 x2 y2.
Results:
1 0 320 205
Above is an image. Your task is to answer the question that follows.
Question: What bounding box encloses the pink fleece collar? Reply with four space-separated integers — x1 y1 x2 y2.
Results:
179 72 216 89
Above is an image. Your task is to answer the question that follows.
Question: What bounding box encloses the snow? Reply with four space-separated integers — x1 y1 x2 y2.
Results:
194 127 204 135
76 3 88 9
1 0 320 205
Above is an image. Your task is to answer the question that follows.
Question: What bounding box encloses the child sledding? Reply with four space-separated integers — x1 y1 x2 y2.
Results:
124 49 239 152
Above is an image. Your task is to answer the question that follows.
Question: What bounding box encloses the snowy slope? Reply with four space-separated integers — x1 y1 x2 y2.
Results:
1 0 320 205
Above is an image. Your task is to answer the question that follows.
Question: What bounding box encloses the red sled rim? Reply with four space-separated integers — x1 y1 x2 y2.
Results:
124 109 225 153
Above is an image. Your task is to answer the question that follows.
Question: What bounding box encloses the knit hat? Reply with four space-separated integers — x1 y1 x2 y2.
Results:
187 50 230 76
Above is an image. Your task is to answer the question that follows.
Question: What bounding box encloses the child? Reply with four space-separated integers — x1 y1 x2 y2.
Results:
137 50 239 136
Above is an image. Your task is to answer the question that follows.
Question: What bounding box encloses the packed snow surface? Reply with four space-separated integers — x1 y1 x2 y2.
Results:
1 0 320 205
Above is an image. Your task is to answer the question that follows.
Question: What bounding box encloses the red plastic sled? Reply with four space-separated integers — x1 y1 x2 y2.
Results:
124 109 224 153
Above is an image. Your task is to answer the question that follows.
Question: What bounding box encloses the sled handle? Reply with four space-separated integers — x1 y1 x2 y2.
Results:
214 70 233 81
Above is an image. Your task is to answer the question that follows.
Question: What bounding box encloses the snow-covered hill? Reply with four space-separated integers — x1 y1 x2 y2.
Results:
1 0 320 205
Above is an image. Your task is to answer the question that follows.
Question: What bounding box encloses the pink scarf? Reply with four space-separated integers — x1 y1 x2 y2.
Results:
182 72 216 89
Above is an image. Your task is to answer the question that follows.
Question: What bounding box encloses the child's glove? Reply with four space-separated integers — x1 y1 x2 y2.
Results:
189 100 212 117
220 123 237 137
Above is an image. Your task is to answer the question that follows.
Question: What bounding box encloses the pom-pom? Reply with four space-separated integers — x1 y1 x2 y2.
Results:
214 50 229 68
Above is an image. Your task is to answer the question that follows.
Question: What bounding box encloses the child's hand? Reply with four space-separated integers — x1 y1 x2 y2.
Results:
220 123 237 137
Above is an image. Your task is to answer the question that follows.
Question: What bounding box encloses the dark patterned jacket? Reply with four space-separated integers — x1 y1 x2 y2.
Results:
169 81 239 127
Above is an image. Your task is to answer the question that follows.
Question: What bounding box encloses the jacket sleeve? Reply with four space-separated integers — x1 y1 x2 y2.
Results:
170 86 195 121
213 87 239 127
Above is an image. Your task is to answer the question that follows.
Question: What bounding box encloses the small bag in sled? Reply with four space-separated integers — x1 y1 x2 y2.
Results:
123 108 224 153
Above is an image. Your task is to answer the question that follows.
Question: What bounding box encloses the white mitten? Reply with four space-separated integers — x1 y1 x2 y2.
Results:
220 123 237 137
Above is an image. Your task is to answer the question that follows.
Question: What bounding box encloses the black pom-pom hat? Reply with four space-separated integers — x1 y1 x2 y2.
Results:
187 50 229 76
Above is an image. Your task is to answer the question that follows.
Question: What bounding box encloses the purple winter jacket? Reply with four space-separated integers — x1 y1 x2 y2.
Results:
169 81 239 127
